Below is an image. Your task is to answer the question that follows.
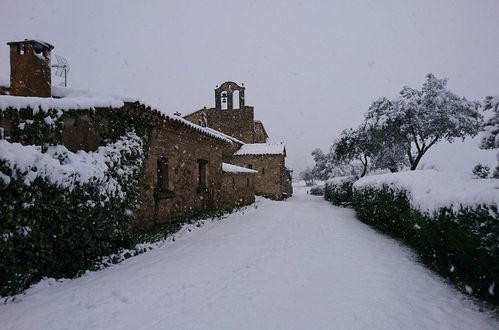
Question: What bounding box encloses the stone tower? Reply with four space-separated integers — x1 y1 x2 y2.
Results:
7 39 54 97
184 81 261 143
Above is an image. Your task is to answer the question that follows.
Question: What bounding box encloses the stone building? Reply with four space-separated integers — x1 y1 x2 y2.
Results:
0 39 257 231
184 81 293 200
232 143 293 200
124 105 257 229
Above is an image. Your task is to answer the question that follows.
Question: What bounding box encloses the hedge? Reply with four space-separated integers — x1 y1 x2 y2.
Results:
324 176 356 206
0 107 150 296
352 185 499 306
309 184 324 196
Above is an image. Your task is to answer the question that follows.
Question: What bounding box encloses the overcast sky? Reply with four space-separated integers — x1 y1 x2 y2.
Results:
1 0 498 174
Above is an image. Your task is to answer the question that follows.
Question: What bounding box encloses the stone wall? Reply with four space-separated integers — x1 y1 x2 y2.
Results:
62 113 109 152
231 154 288 200
253 121 268 143
184 106 255 143
219 172 255 208
281 167 293 198
135 122 230 229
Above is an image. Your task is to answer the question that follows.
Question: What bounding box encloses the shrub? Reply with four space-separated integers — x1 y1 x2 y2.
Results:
352 185 499 306
309 184 324 196
324 176 356 206
492 165 499 179
472 163 490 178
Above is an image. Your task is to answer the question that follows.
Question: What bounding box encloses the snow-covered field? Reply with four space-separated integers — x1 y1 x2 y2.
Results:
0 184 497 330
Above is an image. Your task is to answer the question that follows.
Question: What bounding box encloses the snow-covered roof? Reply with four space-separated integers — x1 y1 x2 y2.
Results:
163 114 233 143
354 170 499 214
7 39 54 49
222 162 257 174
203 127 245 145
234 143 286 156
0 85 234 144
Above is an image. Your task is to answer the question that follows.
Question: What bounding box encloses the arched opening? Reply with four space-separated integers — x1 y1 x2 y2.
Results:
221 91 228 110
232 90 240 109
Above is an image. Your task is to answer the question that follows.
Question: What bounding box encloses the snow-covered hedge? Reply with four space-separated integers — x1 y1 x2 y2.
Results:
352 170 499 304
324 176 357 206
0 132 146 296
309 184 324 196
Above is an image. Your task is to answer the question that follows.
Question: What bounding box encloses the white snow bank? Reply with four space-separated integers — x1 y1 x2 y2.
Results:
235 143 285 156
354 170 499 213
326 176 355 185
0 132 143 198
222 162 257 174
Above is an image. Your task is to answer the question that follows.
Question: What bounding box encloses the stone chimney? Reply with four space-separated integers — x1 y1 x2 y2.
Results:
7 39 54 97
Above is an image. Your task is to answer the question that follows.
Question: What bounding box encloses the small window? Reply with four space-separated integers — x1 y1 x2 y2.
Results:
232 177 235 188
262 168 265 175
197 159 208 189
247 164 253 169
199 112 208 127
247 178 250 187
17 43 25 55
157 157 169 191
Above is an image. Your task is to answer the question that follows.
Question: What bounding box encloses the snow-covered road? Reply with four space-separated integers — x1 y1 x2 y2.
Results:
1 184 497 329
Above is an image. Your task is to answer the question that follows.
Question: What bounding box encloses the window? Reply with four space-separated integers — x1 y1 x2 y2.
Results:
17 43 25 55
262 168 265 175
247 164 253 169
197 159 208 189
247 178 250 187
199 112 208 127
157 157 169 191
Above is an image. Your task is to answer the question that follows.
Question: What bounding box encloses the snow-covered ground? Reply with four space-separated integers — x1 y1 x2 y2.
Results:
1 184 497 330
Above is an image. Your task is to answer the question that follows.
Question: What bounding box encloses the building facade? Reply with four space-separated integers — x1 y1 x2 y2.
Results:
184 81 293 200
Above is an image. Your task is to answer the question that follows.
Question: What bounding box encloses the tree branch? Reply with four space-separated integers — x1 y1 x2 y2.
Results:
411 128 421 152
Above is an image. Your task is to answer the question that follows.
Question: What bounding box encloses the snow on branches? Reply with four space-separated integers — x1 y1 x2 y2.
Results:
363 74 482 171
365 74 482 170
480 95 499 167
311 74 482 179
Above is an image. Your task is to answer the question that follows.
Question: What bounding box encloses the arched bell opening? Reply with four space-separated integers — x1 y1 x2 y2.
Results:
221 91 228 110
232 90 240 109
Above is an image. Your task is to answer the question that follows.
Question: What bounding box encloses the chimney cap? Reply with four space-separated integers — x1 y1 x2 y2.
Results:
7 39 54 50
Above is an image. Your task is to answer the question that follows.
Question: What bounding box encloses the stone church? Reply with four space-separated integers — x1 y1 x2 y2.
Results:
184 81 293 200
